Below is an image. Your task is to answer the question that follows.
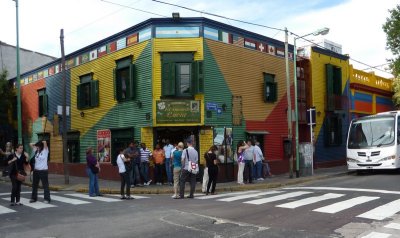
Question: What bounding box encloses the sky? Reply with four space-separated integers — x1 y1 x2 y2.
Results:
0 0 397 78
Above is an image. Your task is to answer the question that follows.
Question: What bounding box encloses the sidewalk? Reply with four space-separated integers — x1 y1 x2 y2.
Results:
0 166 349 195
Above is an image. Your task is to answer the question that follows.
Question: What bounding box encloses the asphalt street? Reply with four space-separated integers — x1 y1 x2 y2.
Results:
1 171 400 238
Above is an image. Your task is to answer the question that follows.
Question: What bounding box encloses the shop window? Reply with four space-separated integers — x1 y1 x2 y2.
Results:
77 73 99 110
264 73 277 102
38 88 48 117
161 52 203 97
324 114 342 146
114 56 135 101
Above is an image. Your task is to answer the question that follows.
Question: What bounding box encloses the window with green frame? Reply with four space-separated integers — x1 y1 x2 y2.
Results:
77 73 99 110
114 56 135 101
324 114 342 146
161 52 204 97
264 73 277 102
38 88 48 117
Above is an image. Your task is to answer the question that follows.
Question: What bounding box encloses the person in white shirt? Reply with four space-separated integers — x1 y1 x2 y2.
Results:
29 141 51 203
139 143 152 186
116 148 132 200
178 139 198 199
163 140 174 186
253 141 264 181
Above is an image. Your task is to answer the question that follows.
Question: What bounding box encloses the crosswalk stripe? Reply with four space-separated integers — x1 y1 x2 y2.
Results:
195 190 261 200
276 193 345 209
313 196 380 214
46 195 91 205
1 197 57 209
360 232 391 238
65 193 121 202
108 194 150 199
384 222 400 230
284 187 400 195
0 205 16 215
218 191 283 202
244 191 313 205
357 198 400 220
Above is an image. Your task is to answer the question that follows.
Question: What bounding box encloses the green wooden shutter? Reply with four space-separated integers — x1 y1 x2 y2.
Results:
90 80 99 107
129 64 135 99
326 64 334 111
272 82 278 102
333 67 342 95
196 61 204 93
191 61 197 94
43 94 48 116
161 62 175 96
77 84 82 109
113 68 117 100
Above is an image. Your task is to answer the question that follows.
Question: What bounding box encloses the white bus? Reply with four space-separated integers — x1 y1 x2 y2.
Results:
346 111 400 171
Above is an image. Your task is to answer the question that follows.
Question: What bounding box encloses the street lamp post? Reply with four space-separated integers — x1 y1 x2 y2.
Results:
13 0 22 144
284 28 293 178
293 27 329 178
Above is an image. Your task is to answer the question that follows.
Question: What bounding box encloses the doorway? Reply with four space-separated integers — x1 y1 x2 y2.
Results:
154 127 199 149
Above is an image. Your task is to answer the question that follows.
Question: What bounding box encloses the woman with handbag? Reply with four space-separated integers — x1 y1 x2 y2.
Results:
7 144 28 206
86 147 102 197
205 145 219 195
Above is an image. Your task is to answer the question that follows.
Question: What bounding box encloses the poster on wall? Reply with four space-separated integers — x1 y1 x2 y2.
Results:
213 127 233 163
97 129 111 163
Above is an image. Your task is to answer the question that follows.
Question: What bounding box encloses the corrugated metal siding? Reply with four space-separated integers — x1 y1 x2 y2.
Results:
310 50 349 162
70 41 152 161
204 39 291 161
152 38 204 127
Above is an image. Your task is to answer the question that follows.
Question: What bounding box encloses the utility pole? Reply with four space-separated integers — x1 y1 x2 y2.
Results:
14 0 22 144
60 29 69 184
284 27 293 178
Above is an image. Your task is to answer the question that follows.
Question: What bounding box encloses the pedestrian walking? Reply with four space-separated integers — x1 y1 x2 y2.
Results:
178 138 198 199
29 141 51 203
124 141 141 188
7 144 28 206
85 147 102 197
1 142 14 177
236 141 248 185
205 145 219 195
152 144 165 185
253 141 264 181
172 142 183 199
163 140 174 186
116 148 132 200
140 143 152 186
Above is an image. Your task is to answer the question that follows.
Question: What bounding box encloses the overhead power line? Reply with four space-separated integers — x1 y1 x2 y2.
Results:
101 0 168 17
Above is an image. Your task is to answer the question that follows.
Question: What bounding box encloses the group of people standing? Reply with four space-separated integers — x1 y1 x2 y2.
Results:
236 139 271 185
1 141 51 206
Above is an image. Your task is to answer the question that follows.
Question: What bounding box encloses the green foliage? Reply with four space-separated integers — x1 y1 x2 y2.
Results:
383 4 400 77
392 76 400 108
0 70 15 123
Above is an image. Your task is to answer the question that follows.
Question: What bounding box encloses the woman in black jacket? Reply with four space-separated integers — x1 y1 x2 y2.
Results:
205 145 219 195
7 144 28 206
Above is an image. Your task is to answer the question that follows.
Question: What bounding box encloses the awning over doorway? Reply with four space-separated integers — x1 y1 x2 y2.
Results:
245 130 270 135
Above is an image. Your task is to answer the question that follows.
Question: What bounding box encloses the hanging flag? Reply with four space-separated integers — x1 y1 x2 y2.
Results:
116 38 126 50
43 69 48 78
33 74 38 81
66 58 75 69
204 27 218 41
97 46 107 58
24 78 28 85
267 45 276 55
38 71 44 79
258 42 266 52
244 38 256 49
48 66 55 76
89 50 98 61
138 27 151 42
288 52 294 60
55 64 60 74
276 48 285 57
28 76 33 83
127 33 138 46
107 42 117 53
232 34 244 47
219 31 230 43
75 56 80 66
81 53 90 64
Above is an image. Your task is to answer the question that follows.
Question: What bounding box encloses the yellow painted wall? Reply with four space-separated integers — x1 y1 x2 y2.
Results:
70 41 149 136
199 128 213 165
310 49 349 137
349 65 393 92
152 38 204 127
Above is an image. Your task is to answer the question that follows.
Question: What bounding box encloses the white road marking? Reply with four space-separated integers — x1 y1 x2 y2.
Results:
218 191 282 202
276 193 345 209
360 232 391 238
384 222 400 230
1 197 56 209
108 194 150 199
65 193 121 202
285 187 400 195
195 190 261 200
45 195 91 205
244 191 313 205
0 205 16 215
357 199 400 220
313 196 380 214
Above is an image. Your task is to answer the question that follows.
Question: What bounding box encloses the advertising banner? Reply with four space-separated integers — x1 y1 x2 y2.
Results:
97 129 111 163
